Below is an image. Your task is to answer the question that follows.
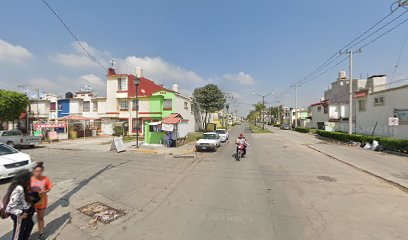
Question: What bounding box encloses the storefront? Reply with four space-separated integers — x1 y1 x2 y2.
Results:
144 113 189 146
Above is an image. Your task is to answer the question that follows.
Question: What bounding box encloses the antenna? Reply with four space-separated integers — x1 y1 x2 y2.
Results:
110 59 116 68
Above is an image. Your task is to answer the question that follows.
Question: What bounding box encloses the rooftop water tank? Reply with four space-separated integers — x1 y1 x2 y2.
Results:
172 84 179 93
65 92 73 99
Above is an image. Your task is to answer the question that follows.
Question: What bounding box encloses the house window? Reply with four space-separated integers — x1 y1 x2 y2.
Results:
374 96 384 106
83 101 90 112
323 106 328 114
358 100 366 111
184 102 188 110
132 119 142 131
50 102 56 111
93 101 98 111
119 100 128 110
163 99 172 110
317 106 322 112
394 109 408 123
118 78 128 91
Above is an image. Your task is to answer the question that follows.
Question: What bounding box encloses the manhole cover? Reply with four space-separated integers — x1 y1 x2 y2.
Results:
317 176 337 182
78 202 125 224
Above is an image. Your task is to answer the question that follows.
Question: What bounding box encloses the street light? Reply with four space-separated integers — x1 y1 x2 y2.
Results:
252 92 274 130
134 74 141 148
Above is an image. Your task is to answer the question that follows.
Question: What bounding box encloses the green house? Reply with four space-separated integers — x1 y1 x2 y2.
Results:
144 90 176 144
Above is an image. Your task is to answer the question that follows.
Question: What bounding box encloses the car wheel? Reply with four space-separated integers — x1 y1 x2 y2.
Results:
29 145 35 149
6 141 14 148
213 147 217 152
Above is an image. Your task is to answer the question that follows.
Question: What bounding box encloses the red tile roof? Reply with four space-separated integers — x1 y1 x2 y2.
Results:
162 113 183 124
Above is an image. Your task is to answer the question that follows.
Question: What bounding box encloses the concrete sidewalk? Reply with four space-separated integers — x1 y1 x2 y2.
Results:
307 142 408 191
266 125 408 191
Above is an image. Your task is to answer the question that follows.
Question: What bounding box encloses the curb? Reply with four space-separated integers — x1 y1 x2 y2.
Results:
305 144 408 194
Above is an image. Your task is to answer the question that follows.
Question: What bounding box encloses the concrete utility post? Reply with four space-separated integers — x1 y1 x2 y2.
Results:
134 75 141 148
253 92 274 130
291 84 300 128
341 49 361 134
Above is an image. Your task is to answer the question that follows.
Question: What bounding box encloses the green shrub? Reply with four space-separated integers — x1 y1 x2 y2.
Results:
295 127 310 133
273 124 281 128
113 126 124 136
316 130 408 153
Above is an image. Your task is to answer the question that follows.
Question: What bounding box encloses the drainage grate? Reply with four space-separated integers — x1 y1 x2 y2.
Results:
317 176 337 182
78 202 125 224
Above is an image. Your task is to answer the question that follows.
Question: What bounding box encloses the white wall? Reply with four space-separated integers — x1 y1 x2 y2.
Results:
309 105 329 129
69 100 83 116
30 101 49 118
355 86 408 139
174 95 197 133
106 78 119 113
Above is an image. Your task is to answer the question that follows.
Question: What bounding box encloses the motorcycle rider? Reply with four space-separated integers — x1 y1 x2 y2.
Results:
235 133 248 157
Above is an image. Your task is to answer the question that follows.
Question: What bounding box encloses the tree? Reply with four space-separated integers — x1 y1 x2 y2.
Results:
193 84 225 129
268 105 283 124
0 90 30 124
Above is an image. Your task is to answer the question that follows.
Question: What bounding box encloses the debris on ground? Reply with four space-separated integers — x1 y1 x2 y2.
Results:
363 142 372 149
348 141 361 147
78 202 125 227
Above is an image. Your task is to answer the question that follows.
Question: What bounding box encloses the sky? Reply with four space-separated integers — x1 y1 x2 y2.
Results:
1 0 408 115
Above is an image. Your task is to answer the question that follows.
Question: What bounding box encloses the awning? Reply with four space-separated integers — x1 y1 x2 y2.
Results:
34 123 67 128
162 113 183 124
148 121 161 126
60 116 96 121
354 90 368 98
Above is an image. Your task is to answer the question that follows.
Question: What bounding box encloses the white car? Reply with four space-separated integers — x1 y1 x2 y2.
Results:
0 143 35 180
195 132 221 152
216 129 229 142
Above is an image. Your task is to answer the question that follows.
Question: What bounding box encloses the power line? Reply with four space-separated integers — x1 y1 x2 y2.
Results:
347 9 408 50
40 0 107 71
391 25 408 81
358 15 408 49
274 5 408 103
296 8 400 87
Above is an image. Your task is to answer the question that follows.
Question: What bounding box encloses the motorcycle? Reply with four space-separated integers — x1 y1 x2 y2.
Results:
236 143 245 161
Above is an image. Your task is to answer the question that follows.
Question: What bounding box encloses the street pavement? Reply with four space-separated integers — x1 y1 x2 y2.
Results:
1 125 408 239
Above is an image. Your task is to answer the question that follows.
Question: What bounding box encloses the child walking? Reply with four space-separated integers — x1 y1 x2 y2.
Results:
30 162 52 240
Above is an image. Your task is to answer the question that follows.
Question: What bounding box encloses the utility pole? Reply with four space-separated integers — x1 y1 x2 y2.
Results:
340 49 361 134
291 84 300 128
253 92 274 130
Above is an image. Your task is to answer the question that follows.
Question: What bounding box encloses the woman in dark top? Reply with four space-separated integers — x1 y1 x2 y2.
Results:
5 171 35 240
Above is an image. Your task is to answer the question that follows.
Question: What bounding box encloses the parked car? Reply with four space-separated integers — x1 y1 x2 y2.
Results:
215 129 229 142
195 132 221 152
0 130 41 148
0 143 35 180
280 123 291 130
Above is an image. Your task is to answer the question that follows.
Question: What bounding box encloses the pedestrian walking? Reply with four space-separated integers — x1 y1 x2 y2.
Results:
30 162 52 240
4 171 35 240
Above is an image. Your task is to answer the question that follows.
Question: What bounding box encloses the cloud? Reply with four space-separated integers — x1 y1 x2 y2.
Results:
23 74 106 97
79 74 106 92
0 39 33 63
116 56 207 90
49 41 108 69
222 72 255 85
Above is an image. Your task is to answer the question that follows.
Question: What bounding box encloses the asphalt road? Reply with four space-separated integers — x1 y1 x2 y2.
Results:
1 125 408 240
114 125 408 240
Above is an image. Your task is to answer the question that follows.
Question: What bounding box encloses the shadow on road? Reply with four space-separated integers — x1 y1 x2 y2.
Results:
1 164 113 240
